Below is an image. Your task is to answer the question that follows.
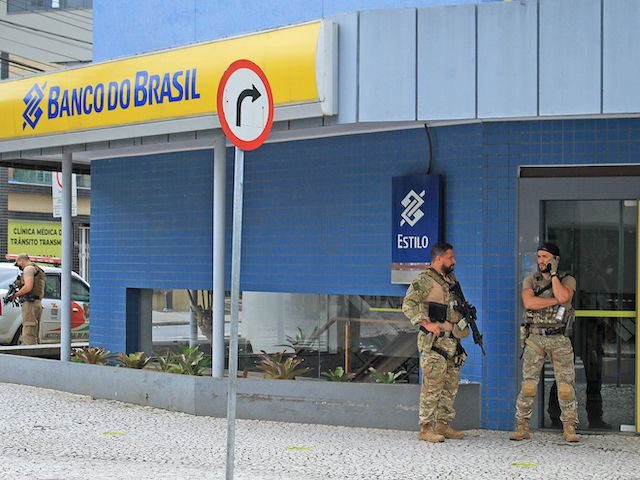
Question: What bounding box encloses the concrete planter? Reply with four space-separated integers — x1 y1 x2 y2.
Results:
0 353 480 431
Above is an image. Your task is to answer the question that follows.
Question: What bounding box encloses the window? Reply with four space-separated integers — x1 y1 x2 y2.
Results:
9 169 91 189
240 292 418 383
71 278 89 302
45 275 89 301
7 0 92 12
44 274 60 300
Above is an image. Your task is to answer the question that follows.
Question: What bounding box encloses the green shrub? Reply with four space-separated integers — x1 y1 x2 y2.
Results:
117 351 151 369
71 347 113 365
367 367 406 384
321 366 354 382
256 351 309 379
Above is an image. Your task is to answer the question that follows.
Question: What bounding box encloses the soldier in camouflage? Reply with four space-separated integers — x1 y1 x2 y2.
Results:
10 254 46 345
403 242 470 443
510 243 580 443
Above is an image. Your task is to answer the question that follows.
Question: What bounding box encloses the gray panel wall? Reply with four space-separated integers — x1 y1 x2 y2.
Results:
603 0 640 113
539 0 601 116
330 0 640 126
417 5 476 121
329 13 359 125
358 9 416 121
477 1 537 118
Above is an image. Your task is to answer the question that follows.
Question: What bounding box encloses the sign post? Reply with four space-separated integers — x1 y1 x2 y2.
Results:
52 171 78 218
217 59 274 480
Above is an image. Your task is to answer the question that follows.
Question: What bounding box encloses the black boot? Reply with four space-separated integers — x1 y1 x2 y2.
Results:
589 418 612 430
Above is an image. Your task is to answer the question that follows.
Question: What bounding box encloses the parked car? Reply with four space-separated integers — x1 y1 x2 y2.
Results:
0 263 89 345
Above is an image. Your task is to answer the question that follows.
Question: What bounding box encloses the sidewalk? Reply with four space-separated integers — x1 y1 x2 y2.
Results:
0 382 638 480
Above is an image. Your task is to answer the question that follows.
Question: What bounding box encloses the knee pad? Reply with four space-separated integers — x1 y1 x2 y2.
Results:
558 383 574 401
522 381 537 397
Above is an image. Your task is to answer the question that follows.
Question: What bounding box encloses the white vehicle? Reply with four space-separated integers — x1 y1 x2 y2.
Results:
0 263 90 345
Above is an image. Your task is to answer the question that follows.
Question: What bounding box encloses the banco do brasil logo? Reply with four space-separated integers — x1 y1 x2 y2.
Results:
23 82 47 130
400 189 425 227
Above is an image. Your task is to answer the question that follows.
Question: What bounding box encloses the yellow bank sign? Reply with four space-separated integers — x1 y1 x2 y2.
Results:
8 220 62 258
0 21 336 141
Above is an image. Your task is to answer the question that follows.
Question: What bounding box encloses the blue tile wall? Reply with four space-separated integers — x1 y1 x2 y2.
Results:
477 118 640 430
91 151 214 353
241 130 430 296
91 118 640 430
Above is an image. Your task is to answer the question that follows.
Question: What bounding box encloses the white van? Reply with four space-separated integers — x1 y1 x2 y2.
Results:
0 263 90 345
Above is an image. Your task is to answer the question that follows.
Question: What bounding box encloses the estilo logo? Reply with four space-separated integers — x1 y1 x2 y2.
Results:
22 82 47 130
400 189 426 227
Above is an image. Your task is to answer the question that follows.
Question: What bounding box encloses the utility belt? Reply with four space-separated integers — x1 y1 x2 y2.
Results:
519 319 574 358
20 294 41 303
419 325 455 338
528 325 565 336
419 325 466 367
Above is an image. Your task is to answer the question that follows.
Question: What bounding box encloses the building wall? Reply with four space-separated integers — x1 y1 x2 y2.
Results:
92 0 497 61
91 1 640 125
0 1 92 69
91 118 640 429
0 1 93 274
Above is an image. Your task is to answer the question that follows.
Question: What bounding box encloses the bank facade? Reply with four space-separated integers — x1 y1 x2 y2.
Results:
1 0 638 433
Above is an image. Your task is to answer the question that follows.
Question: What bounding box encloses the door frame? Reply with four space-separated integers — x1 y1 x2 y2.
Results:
517 168 640 432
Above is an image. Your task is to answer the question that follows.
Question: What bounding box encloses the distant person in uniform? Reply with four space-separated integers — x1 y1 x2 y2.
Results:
402 242 470 443
8 254 46 345
511 243 580 442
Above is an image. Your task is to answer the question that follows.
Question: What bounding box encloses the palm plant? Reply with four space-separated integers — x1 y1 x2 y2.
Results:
170 345 211 375
117 351 151 369
367 367 406 384
321 366 354 382
256 350 309 379
71 347 113 365
152 352 177 373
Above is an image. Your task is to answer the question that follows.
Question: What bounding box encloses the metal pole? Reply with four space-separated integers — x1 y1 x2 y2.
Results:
60 153 72 362
189 291 198 348
213 132 227 377
616 202 624 387
0 52 8 79
225 147 244 480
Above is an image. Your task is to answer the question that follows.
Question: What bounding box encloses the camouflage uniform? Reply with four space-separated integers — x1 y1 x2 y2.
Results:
19 265 45 345
403 267 469 427
515 271 578 424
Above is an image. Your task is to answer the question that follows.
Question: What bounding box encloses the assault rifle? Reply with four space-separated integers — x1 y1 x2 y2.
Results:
3 276 20 307
450 281 486 356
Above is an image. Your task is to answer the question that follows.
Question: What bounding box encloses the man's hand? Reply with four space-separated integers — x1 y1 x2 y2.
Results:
547 258 559 276
420 319 441 336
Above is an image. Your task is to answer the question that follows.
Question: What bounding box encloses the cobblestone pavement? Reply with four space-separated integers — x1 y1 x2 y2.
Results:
1 382 639 480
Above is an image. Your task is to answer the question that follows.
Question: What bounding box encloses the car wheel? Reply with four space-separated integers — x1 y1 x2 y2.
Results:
10 325 22 345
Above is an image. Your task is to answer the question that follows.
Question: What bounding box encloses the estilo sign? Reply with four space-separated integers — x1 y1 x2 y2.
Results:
391 174 442 284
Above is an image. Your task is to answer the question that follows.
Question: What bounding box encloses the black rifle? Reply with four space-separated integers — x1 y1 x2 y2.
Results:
3 276 20 307
450 281 486 356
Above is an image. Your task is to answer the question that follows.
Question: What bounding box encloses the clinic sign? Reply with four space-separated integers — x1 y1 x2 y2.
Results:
391 175 442 284
0 21 334 141
7 220 62 258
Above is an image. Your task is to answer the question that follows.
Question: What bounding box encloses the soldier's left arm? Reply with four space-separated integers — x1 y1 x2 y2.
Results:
402 278 433 326
551 274 575 304
15 266 35 297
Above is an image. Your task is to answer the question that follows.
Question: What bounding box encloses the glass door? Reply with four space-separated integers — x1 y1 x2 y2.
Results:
541 200 637 432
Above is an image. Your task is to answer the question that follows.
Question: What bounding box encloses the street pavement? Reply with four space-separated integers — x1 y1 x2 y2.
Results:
1 382 639 480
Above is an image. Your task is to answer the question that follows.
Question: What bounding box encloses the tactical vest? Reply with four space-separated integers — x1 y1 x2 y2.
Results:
425 268 464 326
25 264 45 299
525 271 574 325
